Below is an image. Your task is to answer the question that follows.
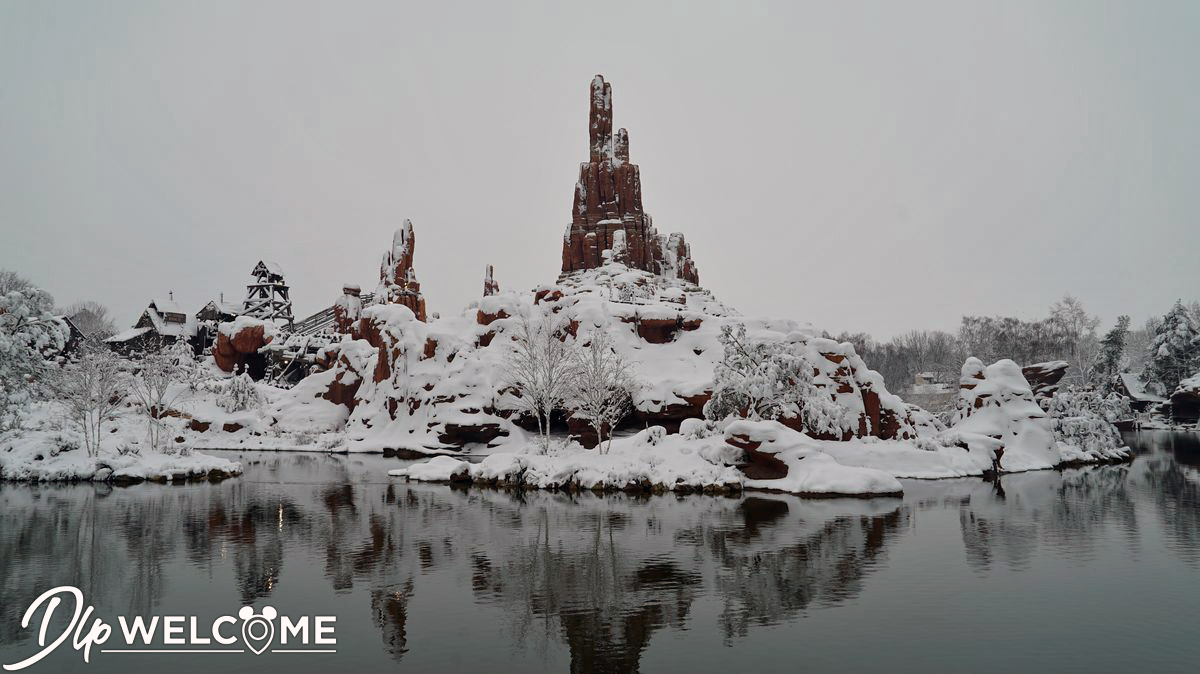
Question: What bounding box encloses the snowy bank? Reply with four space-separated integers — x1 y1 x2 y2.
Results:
390 421 903 497
1 401 240 484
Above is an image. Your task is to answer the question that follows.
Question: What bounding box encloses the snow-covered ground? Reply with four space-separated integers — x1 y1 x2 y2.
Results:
1 399 241 483
388 414 1130 496
3 263 1132 494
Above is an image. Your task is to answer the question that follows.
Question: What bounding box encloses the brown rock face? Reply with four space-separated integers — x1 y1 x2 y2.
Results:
725 433 790 480
212 321 273 378
560 75 700 284
1022 361 1069 401
332 284 362 335
379 219 427 321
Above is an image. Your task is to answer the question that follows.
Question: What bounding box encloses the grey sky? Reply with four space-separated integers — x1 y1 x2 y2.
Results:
1 0 1196 338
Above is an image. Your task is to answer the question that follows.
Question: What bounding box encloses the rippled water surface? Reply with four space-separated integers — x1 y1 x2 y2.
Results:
2 432 1198 673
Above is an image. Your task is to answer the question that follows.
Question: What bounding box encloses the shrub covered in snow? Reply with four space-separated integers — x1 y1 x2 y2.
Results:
704 324 847 436
1041 388 1128 454
218 373 261 413
0 283 67 430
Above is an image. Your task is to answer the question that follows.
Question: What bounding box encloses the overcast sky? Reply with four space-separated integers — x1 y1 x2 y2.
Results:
1 1 1197 338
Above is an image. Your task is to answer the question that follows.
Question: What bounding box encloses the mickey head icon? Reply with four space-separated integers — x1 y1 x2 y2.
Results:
238 605 277 655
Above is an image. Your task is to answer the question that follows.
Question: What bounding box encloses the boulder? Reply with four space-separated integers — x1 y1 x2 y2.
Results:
212 317 274 378
1022 360 1069 400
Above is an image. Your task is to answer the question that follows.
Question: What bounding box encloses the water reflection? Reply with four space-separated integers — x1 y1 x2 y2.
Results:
0 434 1198 672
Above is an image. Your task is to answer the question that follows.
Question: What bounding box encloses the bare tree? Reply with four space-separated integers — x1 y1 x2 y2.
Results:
53 345 126 457
64 300 117 340
503 310 574 451
127 348 189 452
1050 294 1101 387
0 269 34 295
567 328 634 453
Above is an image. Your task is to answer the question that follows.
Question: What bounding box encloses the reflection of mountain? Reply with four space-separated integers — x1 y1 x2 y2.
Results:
690 497 909 641
4 440 1196 669
468 505 699 674
371 581 415 660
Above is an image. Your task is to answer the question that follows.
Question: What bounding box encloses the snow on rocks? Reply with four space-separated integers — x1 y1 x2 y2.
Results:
724 420 903 496
213 316 276 374
945 358 1130 473
305 261 936 457
391 420 901 497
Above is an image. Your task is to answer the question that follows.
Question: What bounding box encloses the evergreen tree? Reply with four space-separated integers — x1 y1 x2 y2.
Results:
1096 315 1130 390
1146 300 1200 393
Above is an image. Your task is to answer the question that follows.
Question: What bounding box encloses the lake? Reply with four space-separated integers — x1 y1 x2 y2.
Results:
2 431 1198 673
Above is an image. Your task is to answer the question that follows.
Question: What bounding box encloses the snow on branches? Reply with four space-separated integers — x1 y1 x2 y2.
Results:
502 310 575 451
566 327 634 453
704 324 847 436
0 283 67 430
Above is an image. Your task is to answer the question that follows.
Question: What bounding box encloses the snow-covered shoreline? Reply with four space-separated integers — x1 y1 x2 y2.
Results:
0 400 241 485
388 418 1131 497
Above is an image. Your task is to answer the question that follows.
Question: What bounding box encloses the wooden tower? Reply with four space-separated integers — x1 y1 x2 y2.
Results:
243 260 294 328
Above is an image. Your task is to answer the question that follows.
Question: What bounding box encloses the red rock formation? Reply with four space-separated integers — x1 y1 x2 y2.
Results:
560 75 700 284
483 265 499 296
332 284 362 335
379 220 427 321
212 319 273 376
1022 361 1069 401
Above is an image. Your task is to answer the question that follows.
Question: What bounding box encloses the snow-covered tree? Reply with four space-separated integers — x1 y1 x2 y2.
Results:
1124 317 1158 377
959 315 1068 367
128 348 189 451
218 373 260 413
1049 295 1101 387
1042 388 1128 453
704 324 847 436
0 282 67 430
503 311 575 451
0 269 34 295
1095 315 1130 390
51 344 126 457
1146 300 1199 394
566 328 634 453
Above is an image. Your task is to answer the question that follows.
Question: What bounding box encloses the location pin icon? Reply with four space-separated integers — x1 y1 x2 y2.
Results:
238 606 277 655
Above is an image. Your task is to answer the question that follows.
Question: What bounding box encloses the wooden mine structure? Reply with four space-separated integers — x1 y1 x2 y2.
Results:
242 260 294 328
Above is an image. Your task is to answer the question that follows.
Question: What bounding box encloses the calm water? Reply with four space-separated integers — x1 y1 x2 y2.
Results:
2 432 1198 673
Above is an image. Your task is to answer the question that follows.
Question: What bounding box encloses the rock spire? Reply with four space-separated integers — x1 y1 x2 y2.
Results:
561 75 699 284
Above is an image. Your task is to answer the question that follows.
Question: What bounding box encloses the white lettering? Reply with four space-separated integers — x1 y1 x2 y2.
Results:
212 616 237 645
281 616 308 644
118 616 158 644
3 586 83 671
314 616 336 645
162 616 185 645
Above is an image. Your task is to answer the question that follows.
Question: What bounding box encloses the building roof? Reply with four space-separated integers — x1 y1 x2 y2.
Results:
106 326 154 343
1119 373 1166 403
150 297 185 316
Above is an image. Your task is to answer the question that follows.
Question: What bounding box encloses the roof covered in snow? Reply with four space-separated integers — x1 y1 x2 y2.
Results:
150 298 185 316
1120 373 1166 402
105 326 154 343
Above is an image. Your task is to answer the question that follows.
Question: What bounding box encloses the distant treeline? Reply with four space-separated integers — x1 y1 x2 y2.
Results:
829 296 1200 396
